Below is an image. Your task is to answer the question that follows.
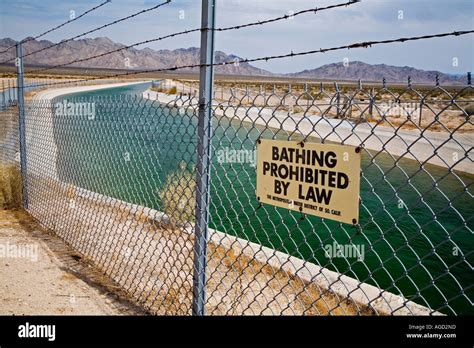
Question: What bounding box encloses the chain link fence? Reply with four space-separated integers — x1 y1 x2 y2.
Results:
0 78 471 315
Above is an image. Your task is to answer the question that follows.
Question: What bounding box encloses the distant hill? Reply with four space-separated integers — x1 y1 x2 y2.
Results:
0 37 466 84
287 61 466 85
0 37 271 76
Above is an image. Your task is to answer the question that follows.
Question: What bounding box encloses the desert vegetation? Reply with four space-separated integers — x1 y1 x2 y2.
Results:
158 165 196 227
0 163 22 209
167 79 473 132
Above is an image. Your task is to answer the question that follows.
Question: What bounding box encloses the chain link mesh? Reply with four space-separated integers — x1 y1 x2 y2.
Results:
1 79 472 315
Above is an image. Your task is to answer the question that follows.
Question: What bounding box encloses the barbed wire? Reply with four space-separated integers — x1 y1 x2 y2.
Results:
25 28 202 74
25 29 474 89
223 29 474 66
25 0 360 74
0 0 172 65
216 0 360 32
0 0 111 55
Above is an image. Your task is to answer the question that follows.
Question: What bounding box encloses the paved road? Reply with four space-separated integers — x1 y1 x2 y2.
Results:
145 89 473 174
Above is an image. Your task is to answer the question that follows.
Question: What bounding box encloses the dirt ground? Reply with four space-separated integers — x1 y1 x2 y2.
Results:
0 209 144 315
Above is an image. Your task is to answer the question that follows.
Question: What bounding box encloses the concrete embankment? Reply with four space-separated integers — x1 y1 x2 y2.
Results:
27 81 150 181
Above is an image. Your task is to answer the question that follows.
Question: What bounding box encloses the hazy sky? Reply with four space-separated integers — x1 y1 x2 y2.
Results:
0 0 472 74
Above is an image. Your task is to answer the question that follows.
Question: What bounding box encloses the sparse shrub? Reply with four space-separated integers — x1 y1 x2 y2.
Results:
465 103 474 116
0 163 22 209
158 166 196 226
292 106 305 114
168 86 177 95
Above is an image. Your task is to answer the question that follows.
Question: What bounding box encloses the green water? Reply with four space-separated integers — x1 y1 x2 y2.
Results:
52 84 473 315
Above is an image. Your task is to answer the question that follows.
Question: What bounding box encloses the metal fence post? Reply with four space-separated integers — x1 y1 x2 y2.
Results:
13 79 17 102
1 80 4 108
192 0 216 316
368 87 374 120
418 98 423 127
334 82 341 118
16 42 28 209
8 80 11 105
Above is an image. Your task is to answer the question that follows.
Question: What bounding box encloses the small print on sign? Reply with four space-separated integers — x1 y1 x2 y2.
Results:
256 139 361 225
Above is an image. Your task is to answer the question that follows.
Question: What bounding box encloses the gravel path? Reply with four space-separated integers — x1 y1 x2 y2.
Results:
0 209 142 315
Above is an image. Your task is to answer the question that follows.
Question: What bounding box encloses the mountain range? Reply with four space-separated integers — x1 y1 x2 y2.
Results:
0 37 466 84
288 61 465 85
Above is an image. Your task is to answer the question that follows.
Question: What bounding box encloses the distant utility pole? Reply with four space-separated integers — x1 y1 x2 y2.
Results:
16 41 29 209
192 0 216 316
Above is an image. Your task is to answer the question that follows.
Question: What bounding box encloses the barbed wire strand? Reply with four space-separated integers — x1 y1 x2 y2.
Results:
25 29 474 89
26 28 201 74
0 0 172 64
26 0 361 74
216 0 360 32
0 0 112 55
